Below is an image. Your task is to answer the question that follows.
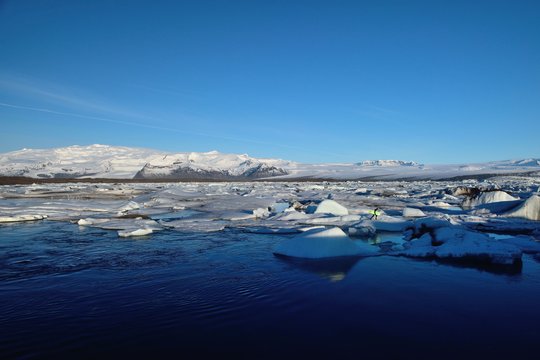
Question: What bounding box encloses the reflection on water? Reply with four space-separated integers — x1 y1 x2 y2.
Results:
364 232 406 245
1 222 540 359
275 255 361 282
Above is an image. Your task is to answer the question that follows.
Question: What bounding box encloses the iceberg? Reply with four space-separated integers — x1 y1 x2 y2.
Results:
273 227 378 259
398 220 522 266
402 207 426 218
504 195 540 221
462 190 518 208
314 200 349 216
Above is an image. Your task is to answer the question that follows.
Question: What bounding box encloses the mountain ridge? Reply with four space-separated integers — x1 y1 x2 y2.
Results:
0 145 538 181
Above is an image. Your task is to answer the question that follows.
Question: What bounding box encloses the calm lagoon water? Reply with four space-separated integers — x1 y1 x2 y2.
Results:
1 221 539 359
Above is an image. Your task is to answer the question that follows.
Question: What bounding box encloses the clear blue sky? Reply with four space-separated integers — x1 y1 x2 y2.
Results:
1 0 538 164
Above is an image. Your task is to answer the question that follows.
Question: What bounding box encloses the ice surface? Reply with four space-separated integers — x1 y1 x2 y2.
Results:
1 176 539 269
432 227 521 265
0 214 46 223
273 227 379 259
348 221 377 238
372 216 412 232
496 235 540 253
403 207 426 218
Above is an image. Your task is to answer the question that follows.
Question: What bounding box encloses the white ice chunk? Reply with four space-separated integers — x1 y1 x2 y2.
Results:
273 227 379 259
314 200 349 216
253 207 271 219
0 214 46 223
77 218 109 226
77 218 162 231
372 216 412 232
463 191 518 208
403 207 426 218
118 228 153 237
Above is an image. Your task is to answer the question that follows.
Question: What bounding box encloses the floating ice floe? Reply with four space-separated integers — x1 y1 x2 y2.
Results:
504 195 540 221
77 218 109 226
348 220 377 238
159 219 227 232
0 214 47 223
118 228 153 237
465 217 540 235
273 227 379 259
372 216 412 232
402 207 426 218
397 219 523 266
76 217 162 234
314 200 349 216
496 235 540 254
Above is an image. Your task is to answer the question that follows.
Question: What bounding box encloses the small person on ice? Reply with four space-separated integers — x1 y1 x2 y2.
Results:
369 207 381 220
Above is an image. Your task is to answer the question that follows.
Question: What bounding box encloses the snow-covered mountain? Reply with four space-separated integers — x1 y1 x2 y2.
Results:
0 145 292 180
0 145 538 181
134 151 290 180
0 145 163 178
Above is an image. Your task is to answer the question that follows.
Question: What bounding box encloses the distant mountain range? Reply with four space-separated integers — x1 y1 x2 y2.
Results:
0 145 538 181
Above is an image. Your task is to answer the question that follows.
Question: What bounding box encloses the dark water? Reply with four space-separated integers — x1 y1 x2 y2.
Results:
1 221 539 359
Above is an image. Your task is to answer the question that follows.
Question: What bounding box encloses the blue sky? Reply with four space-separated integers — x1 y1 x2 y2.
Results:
1 0 538 164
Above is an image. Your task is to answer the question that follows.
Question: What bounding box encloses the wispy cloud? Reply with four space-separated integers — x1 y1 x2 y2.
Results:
0 74 144 119
0 73 349 158
0 101 346 158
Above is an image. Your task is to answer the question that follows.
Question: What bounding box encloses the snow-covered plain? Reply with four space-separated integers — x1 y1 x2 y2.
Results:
1 174 539 270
